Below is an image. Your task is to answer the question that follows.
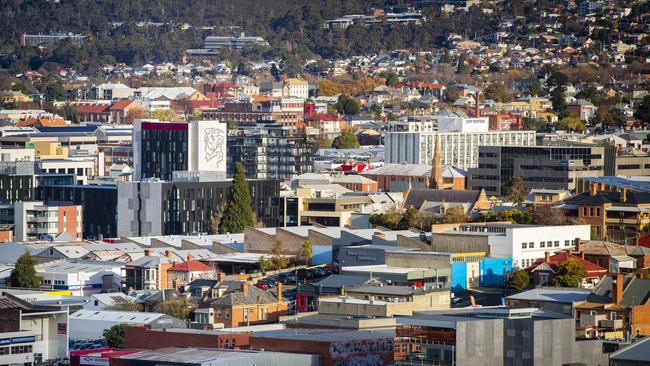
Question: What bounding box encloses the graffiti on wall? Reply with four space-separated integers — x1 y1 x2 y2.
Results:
330 338 393 366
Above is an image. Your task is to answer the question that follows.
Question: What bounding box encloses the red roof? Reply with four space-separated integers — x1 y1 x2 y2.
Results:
339 162 368 173
109 100 135 110
168 260 212 272
526 252 607 277
306 113 342 122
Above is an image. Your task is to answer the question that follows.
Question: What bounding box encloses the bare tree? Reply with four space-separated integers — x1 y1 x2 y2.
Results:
209 203 226 234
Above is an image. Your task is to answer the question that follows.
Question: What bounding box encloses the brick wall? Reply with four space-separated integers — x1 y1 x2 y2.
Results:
123 325 252 349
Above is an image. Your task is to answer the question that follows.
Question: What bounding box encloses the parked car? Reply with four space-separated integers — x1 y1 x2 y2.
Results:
255 281 270 290
325 264 340 274
277 273 297 284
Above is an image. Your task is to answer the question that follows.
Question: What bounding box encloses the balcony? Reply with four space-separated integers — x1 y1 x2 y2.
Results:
580 314 606 327
599 319 623 329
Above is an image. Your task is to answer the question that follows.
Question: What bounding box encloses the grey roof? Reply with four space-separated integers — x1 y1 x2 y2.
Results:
506 287 591 303
610 337 650 362
346 285 446 296
404 189 482 209
620 277 650 306
309 274 371 289
209 281 282 306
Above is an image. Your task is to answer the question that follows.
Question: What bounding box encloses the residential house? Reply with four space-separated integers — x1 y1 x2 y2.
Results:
403 189 490 220
575 274 650 339
167 260 217 289
574 240 650 273
205 281 288 328
525 251 607 287
109 100 142 124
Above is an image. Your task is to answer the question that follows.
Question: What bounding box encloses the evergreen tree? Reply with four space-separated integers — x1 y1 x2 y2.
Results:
504 176 528 205
457 54 466 74
332 129 360 149
634 95 650 124
508 270 530 291
103 324 125 348
550 259 587 288
219 162 255 234
9 252 41 288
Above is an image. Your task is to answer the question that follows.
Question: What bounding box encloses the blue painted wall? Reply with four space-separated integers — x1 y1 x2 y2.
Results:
312 245 332 265
451 262 467 293
480 257 512 287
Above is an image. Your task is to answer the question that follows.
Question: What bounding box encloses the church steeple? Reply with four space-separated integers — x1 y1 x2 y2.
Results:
430 133 443 189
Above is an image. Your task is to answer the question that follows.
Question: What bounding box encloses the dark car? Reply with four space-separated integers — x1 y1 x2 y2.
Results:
296 268 314 280
277 272 297 284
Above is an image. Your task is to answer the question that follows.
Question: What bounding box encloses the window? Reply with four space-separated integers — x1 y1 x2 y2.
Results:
565 240 570 246
0 347 8 355
521 243 527 249
529 242 535 249
11 345 32 354
554 241 560 247
609 312 617 321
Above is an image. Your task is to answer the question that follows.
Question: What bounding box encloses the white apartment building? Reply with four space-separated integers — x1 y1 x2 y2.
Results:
385 129 536 170
454 224 591 269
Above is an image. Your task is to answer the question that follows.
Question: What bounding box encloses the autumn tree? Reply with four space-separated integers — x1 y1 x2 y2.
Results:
557 116 586 133
301 240 313 265
125 105 145 123
209 203 226 234
443 205 470 224
154 297 195 319
484 83 512 102
270 239 289 270
151 108 177 121
532 205 568 226
108 301 143 312
318 80 339 96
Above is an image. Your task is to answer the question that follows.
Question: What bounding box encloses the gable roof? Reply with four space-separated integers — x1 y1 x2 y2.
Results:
404 189 481 210
209 281 283 307
610 337 650 363
526 252 607 277
168 260 212 272
109 100 135 110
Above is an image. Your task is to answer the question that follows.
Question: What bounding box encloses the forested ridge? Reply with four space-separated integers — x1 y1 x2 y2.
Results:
0 0 502 72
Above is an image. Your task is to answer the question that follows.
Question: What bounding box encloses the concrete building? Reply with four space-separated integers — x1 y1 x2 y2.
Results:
227 124 313 180
36 260 122 296
428 223 591 269
117 177 280 237
133 120 227 181
10 201 82 241
470 145 650 196
385 129 535 170
204 33 268 50
20 32 85 47
0 294 69 366
395 307 608 366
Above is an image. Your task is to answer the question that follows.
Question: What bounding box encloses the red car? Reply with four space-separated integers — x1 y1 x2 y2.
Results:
254 281 270 290
325 264 340 274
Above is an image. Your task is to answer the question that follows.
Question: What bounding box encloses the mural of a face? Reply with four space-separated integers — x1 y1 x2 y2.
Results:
204 127 225 164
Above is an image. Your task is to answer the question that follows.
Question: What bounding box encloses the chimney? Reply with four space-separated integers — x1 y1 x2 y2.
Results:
474 92 481 118
544 251 550 263
612 273 624 305
621 188 627 203
241 282 248 296
186 254 193 262
590 183 598 196
575 238 582 252
144 249 152 256
218 272 226 282
277 283 283 303
580 251 585 259
599 182 606 191
165 250 173 258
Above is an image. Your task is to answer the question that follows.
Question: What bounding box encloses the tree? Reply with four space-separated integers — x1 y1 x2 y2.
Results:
270 64 281 81
546 69 569 114
219 162 255 234
335 94 360 115
370 206 419 229
484 83 512 102
108 301 143 312
387 112 398 121
529 83 544 97
318 80 339 96
9 252 41 288
41 76 66 101
301 240 313 265
315 134 333 148
384 71 399 86
595 106 614 126
400 207 419 229
258 256 272 274
332 129 360 149
504 176 527 205
550 259 587 288
125 105 145 124
532 205 568 225
508 270 530 291
270 239 289 270
209 203 226 234
634 95 650 124
557 116 586 133
456 54 466 74
154 297 194 319
151 108 176 121
443 205 470 223
103 324 126 348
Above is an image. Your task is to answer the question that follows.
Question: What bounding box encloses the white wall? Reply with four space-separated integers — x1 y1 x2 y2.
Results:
489 225 591 269
188 120 227 173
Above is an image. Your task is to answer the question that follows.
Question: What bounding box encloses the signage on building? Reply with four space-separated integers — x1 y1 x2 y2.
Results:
57 323 67 335
79 356 109 366
0 336 37 345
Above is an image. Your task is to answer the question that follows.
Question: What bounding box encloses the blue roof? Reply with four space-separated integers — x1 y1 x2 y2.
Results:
36 126 99 133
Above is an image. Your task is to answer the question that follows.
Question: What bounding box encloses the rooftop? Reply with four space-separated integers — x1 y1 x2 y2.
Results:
506 287 591 303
